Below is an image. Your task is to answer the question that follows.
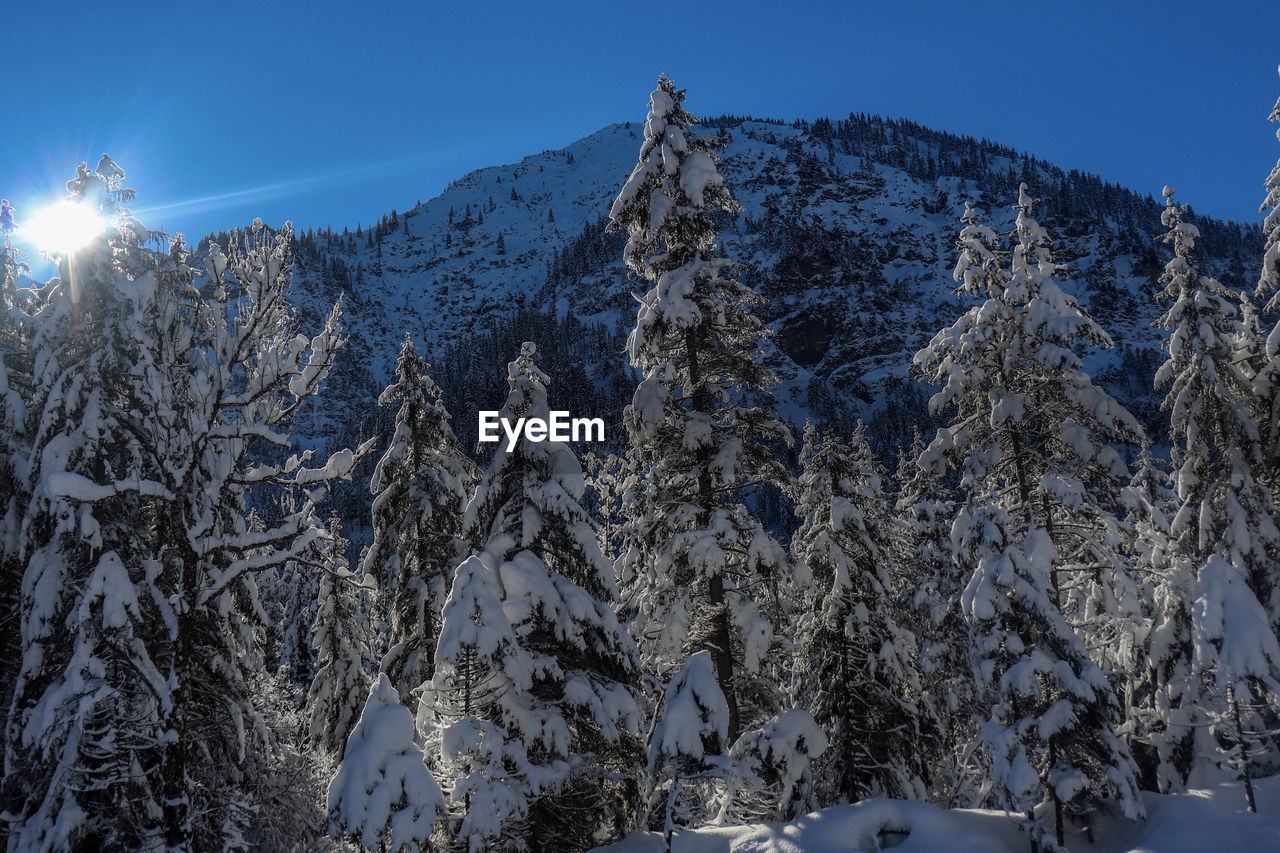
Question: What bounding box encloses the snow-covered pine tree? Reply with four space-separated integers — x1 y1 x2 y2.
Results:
419 552 535 852
915 192 1145 845
893 427 979 807
1117 450 1197 792
1254 69 1280 466
714 708 827 825
0 228 32 778
308 514 374 758
278 552 321 696
4 159 369 850
583 450 627 566
792 421 924 805
916 188 1145 617
258 490 322 699
328 673 445 852
1154 188 1280 805
2 165 206 850
958 502 1144 848
646 651 731 843
607 74 793 744
363 333 473 703
459 342 642 849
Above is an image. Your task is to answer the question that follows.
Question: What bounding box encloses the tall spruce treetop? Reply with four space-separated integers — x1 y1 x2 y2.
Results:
363 333 473 701
915 188 1143 600
609 74 737 279
1156 189 1280 616
607 75 792 744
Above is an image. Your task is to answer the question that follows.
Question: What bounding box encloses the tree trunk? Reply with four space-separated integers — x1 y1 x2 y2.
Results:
161 505 195 851
1051 743 1065 848
687 328 740 743
1231 687 1258 813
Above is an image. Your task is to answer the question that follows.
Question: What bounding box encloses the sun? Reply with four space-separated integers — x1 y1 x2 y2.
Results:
24 201 105 255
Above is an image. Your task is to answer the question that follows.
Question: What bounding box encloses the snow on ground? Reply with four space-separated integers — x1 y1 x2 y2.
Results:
594 776 1280 852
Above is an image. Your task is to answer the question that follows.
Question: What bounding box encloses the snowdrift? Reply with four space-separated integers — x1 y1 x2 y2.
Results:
594 777 1280 852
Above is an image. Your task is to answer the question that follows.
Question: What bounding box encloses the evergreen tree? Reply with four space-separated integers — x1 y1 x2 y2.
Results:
278 552 322 696
0 218 31 782
607 74 793 744
328 673 445 852
1254 71 1280 484
363 334 473 702
1154 188 1280 805
308 514 374 759
645 651 730 842
420 553 535 852
4 163 367 850
915 191 1145 845
714 708 827 824
894 428 978 806
915 189 1144 614
459 342 642 849
792 422 924 804
1118 450 1195 792
958 503 1143 848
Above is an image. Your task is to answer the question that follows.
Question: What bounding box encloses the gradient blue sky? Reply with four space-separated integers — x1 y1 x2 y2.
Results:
4 0 1278 262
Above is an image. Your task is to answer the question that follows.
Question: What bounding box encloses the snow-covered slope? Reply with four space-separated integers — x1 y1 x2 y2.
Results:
592 777 1280 853
245 113 1260 465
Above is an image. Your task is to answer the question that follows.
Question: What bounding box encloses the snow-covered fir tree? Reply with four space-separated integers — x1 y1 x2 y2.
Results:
3 159 368 850
458 341 642 849
328 673 445 852
893 428 978 806
1254 70 1280 465
958 502 1144 848
308 514 375 759
0 230 31 780
714 708 827 825
583 450 629 566
1154 188 1280 806
792 421 924 804
607 74 794 745
915 191 1145 846
2 165 203 850
915 188 1145 617
419 552 536 851
278 552 322 696
259 491 321 699
646 651 731 841
1117 450 1195 792
363 333 473 702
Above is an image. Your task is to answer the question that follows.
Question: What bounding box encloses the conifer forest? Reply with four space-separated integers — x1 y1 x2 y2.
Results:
4 63 1280 853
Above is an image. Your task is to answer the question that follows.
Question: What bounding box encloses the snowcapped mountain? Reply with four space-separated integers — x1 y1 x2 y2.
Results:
235 113 1261 463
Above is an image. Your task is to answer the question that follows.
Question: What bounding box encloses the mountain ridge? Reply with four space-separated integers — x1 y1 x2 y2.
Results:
206 111 1263 509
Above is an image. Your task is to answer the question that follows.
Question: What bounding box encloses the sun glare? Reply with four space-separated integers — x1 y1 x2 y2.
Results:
25 201 105 254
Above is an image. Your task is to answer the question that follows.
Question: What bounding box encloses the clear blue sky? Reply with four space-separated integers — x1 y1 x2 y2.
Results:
4 0 1278 263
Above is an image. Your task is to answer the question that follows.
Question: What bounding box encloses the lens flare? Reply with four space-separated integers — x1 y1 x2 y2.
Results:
25 201 105 254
